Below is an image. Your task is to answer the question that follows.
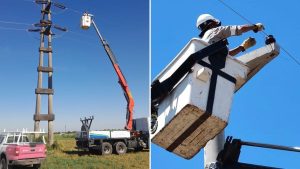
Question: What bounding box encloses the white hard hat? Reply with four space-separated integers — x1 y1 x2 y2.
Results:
196 14 220 30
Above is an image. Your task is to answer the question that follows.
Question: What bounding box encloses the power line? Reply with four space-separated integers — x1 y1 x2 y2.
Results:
22 0 34 2
216 0 253 25
0 23 97 41
50 6 82 15
216 0 300 67
24 0 84 15
66 7 83 14
0 26 27 31
281 47 300 66
0 6 94 40
68 30 97 40
0 19 32 26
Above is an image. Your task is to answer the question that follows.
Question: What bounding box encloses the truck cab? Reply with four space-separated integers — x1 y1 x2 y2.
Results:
0 131 46 169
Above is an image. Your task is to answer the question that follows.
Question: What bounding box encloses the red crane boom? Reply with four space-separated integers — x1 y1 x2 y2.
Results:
84 14 135 130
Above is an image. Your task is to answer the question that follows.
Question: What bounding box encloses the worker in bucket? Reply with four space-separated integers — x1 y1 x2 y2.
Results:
197 14 264 56
197 14 264 169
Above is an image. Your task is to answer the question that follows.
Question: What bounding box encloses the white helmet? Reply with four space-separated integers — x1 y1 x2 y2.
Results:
196 14 220 30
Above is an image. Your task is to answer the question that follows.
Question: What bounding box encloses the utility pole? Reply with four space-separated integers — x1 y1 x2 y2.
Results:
29 0 66 145
204 40 280 169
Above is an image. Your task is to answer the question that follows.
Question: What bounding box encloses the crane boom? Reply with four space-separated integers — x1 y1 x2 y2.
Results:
90 18 135 130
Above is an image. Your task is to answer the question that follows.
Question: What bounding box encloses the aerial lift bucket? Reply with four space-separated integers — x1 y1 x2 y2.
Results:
151 38 248 159
151 38 280 159
81 13 92 29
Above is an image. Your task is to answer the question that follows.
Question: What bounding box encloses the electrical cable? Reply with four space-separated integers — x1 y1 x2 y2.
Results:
0 4 96 41
0 21 97 42
215 0 267 40
0 24 40 40
0 26 28 31
68 30 98 40
51 8 67 15
0 20 32 26
23 0 83 15
52 31 67 39
66 7 83 15
216 0 300 66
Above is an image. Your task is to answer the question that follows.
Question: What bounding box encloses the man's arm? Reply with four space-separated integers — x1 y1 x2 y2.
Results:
238 23 264 34
221 23 264 39
229 46 245 56
229 37 256 56
239 25 257 33
219 23 264 56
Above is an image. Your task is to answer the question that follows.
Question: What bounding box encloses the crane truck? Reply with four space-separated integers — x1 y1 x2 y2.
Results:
75 13 149 155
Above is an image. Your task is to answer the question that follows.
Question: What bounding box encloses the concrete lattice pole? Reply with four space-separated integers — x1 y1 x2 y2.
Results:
33 0 55 145
47 7 54 146
34 2 46 138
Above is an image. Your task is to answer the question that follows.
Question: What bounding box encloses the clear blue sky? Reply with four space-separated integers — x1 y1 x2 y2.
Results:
151 0 300 168
0 0 149 131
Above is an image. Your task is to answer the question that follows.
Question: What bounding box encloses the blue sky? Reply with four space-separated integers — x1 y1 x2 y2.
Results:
0 0 149 131
151 0 300 168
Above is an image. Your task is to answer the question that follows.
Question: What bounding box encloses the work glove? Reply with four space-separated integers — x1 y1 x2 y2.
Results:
240 37 256 51
253 23 265 33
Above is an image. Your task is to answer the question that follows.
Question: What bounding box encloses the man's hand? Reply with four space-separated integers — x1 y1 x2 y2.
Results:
229 37 256 56
240 37 256 51
253 23 265 33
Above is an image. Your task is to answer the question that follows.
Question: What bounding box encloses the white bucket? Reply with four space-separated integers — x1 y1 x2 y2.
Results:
81 14 92 30
151 38 248 159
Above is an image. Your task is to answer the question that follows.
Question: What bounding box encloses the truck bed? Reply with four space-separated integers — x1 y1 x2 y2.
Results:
88 130 131 140
6 143 46 161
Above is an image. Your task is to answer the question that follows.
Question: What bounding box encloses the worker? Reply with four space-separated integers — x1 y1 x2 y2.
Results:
151 14 265 126
197 14 265 169
197 14 264 56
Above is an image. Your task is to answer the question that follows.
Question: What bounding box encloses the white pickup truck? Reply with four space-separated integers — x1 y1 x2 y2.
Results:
0 131 46 169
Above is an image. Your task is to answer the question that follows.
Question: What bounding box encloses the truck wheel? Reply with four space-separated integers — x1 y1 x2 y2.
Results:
0 157 8 169
114 142 127 155
135 147 144 152
33 164 41 169
101 142 112 155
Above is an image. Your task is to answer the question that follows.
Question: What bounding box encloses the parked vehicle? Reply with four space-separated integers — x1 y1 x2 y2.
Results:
76 117 149 155
0 131 46 169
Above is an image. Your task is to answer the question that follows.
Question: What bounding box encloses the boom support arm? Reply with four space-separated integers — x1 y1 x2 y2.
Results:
91 19 134 130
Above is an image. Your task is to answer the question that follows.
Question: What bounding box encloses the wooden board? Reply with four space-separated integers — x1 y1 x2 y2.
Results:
152 104 227 159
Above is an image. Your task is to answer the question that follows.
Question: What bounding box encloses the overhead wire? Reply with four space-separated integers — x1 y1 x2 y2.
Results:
0 26 28 31
22 0 34 2
0 21 95 42
0 20 32 26
66 7 83 15
0 19 33 32
216 0 300 66
0 18 38 40
22 0 83 15
51 8 67 15
68 30 97 41
0 3 97 42
215 0 268 40
0 21 96 42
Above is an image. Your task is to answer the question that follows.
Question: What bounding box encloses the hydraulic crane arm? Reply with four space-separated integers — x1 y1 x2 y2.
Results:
90 18 134 131
218 136 300 169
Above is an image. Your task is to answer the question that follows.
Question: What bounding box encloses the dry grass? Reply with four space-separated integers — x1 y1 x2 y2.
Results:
41 134 149 169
